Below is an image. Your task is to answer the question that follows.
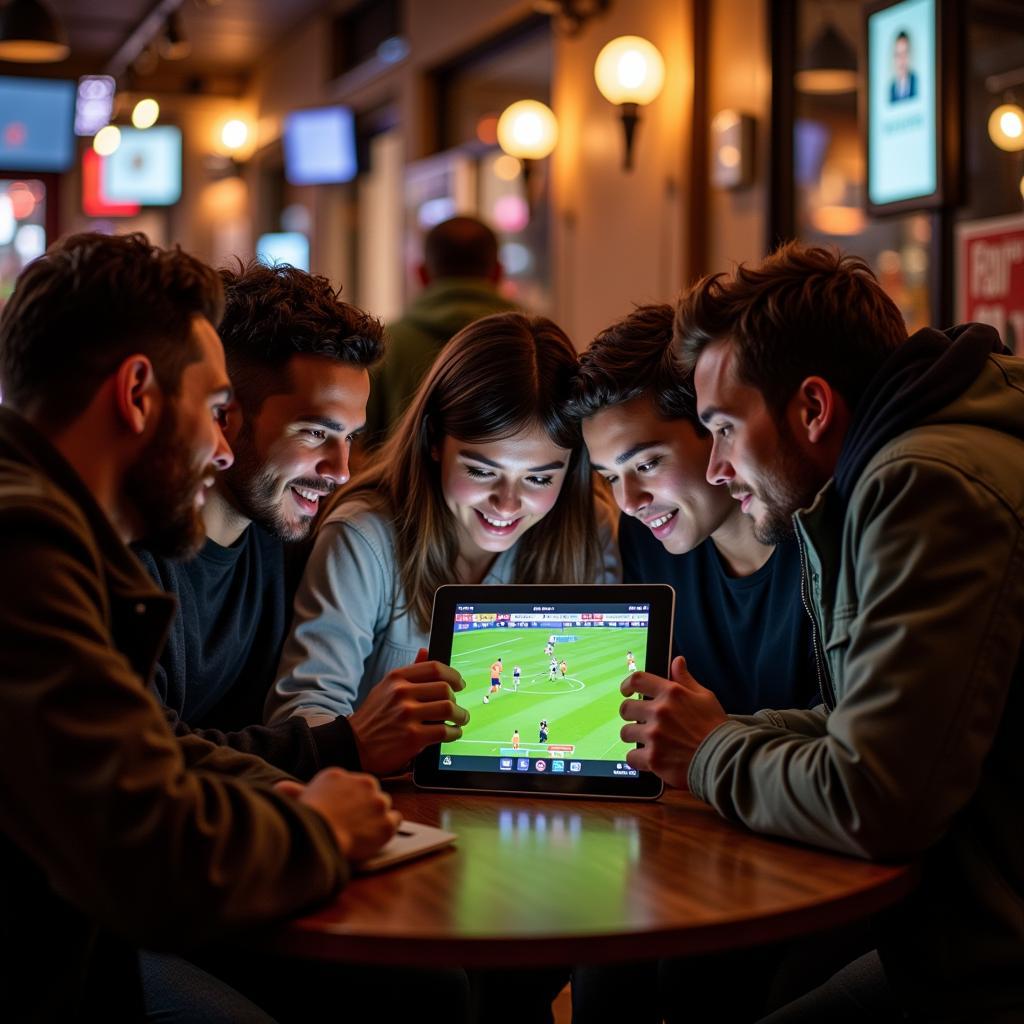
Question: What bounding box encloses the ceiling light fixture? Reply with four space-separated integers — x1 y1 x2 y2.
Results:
158 10 190 61
795 22 857 95
0 0 69 63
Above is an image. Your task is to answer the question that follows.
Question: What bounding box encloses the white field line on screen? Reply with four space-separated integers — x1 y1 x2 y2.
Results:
598 735 631 760
450 636 524 658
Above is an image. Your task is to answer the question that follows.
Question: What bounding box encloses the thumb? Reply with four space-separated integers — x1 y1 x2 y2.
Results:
669 654 691 685
273 779 305 799
415 647 429 664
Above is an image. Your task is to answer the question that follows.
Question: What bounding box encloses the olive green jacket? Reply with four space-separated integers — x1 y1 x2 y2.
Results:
689 353 1024 1021
363 278 517 446
0 408 347 1020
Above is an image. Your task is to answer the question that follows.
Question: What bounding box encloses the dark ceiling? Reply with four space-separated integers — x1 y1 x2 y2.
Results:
0 0 329 94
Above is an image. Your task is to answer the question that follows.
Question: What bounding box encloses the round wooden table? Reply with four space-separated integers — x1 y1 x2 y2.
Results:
267 784 917 967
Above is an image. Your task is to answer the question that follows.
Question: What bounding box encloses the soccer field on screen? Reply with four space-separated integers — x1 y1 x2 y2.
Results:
442 626 647 761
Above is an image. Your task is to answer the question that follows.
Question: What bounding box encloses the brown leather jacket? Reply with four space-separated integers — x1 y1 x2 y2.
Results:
0 408 348 1021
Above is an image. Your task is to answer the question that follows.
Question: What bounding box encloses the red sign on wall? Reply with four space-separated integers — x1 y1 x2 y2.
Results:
957 213 1024 354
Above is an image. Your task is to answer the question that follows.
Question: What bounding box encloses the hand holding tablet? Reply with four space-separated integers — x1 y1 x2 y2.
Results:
414 585 673 800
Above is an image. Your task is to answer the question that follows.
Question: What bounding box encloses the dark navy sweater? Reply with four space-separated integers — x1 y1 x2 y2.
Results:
135 525 360 778
619 514 819 714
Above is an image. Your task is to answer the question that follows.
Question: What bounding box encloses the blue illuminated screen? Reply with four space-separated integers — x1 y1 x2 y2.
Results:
867 0 938 206
103 126 182 206
283 106 357 186
0 77 75 172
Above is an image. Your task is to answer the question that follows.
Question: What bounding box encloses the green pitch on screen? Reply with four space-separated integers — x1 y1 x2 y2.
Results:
443 627 647 761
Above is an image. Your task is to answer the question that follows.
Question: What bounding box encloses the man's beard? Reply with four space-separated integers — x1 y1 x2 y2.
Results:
220 420 335 542
126 403 210 558
736 422 822 545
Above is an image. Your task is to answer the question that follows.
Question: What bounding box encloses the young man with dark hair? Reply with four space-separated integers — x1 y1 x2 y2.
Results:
0 233 399 1019
625 242 1023 1021
571 303 816 716
137 260 469 780
563 303 818 1023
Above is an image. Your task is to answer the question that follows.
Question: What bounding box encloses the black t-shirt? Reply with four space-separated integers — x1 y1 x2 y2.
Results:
138 525 287 729
135 525 360 777
619 513 819 715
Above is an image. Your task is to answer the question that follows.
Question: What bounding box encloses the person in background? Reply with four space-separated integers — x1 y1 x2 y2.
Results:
136 261 466 782
630 242 1023 1023
362 215 517 447
0 232 398 1021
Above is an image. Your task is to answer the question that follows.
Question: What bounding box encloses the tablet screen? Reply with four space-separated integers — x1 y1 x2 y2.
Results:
435 599 653 779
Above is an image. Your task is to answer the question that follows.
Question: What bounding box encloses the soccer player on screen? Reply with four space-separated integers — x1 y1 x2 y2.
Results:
512 729 520 750
559 659 568 678
548 657 558 680
539 719 549 743
627 650 637 672
488 658 503 698
513 664 521 690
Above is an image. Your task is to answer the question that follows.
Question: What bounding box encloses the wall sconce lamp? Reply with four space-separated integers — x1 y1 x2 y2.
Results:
0 0 69 63
202 117 255 180
988 103 1024 152
496 100 558 204
496 100 559 161
593 35 664 171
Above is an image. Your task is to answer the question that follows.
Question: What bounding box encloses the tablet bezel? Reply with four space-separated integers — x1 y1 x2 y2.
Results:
413 584 671 800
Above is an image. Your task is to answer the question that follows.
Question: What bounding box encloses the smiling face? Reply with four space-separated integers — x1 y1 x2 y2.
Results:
582 395 734 555
694 339 823 544
437 422 571 572
219 354 370 541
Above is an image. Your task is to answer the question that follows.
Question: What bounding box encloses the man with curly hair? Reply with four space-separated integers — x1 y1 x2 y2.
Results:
136 262 468 782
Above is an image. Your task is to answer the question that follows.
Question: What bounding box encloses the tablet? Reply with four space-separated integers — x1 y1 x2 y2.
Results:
413 584 672 799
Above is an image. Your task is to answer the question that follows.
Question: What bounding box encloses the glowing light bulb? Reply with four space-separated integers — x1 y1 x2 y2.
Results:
594 36 665 106
988 104 1024 152
93 125 121 156
496 100 558 160
131 98 159 129
221 119 249 151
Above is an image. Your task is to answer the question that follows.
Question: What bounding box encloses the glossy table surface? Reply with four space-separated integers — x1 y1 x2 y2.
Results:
265 783 917 967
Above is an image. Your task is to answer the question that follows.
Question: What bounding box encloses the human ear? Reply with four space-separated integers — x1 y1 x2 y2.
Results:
113 356 159 436
794 376 839 445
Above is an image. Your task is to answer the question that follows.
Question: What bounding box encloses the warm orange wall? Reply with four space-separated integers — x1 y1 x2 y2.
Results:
705 0 770 272
551 1 694 346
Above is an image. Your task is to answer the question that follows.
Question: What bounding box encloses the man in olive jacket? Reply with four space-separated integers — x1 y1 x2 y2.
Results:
621 243 1023 1022
361 215 517 447
0 233 398 1020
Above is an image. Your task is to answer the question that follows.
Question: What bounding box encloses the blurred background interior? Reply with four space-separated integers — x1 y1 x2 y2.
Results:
0 0 1022 349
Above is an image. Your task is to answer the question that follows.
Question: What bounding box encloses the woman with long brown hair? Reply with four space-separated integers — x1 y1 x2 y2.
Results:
266 311 618 728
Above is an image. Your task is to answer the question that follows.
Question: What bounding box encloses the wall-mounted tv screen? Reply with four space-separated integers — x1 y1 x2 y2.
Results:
865 0 952 213
283 106 357 186
103 126 182 206
0 76 75 172
257 232 310 271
